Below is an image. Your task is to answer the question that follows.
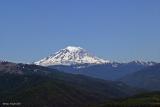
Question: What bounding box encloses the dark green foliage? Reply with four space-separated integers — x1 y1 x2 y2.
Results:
95 92 160 107
0 62 140 107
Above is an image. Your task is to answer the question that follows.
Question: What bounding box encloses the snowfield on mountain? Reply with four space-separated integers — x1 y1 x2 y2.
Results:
34 46 110 66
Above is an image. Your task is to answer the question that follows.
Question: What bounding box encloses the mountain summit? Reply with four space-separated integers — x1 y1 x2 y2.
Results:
34 46 109 66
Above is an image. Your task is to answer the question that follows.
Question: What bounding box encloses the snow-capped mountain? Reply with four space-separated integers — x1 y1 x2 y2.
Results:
128 61 156 66
34 46 157 80
34 46 110 66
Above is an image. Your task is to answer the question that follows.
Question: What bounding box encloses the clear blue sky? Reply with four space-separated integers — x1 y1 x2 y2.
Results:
0 0 160 63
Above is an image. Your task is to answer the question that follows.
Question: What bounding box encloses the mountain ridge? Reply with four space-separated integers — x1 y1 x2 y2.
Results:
34 46 110 66
120 63 160 90
34 46 156 67
0 61 141 107
34 46 157 80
